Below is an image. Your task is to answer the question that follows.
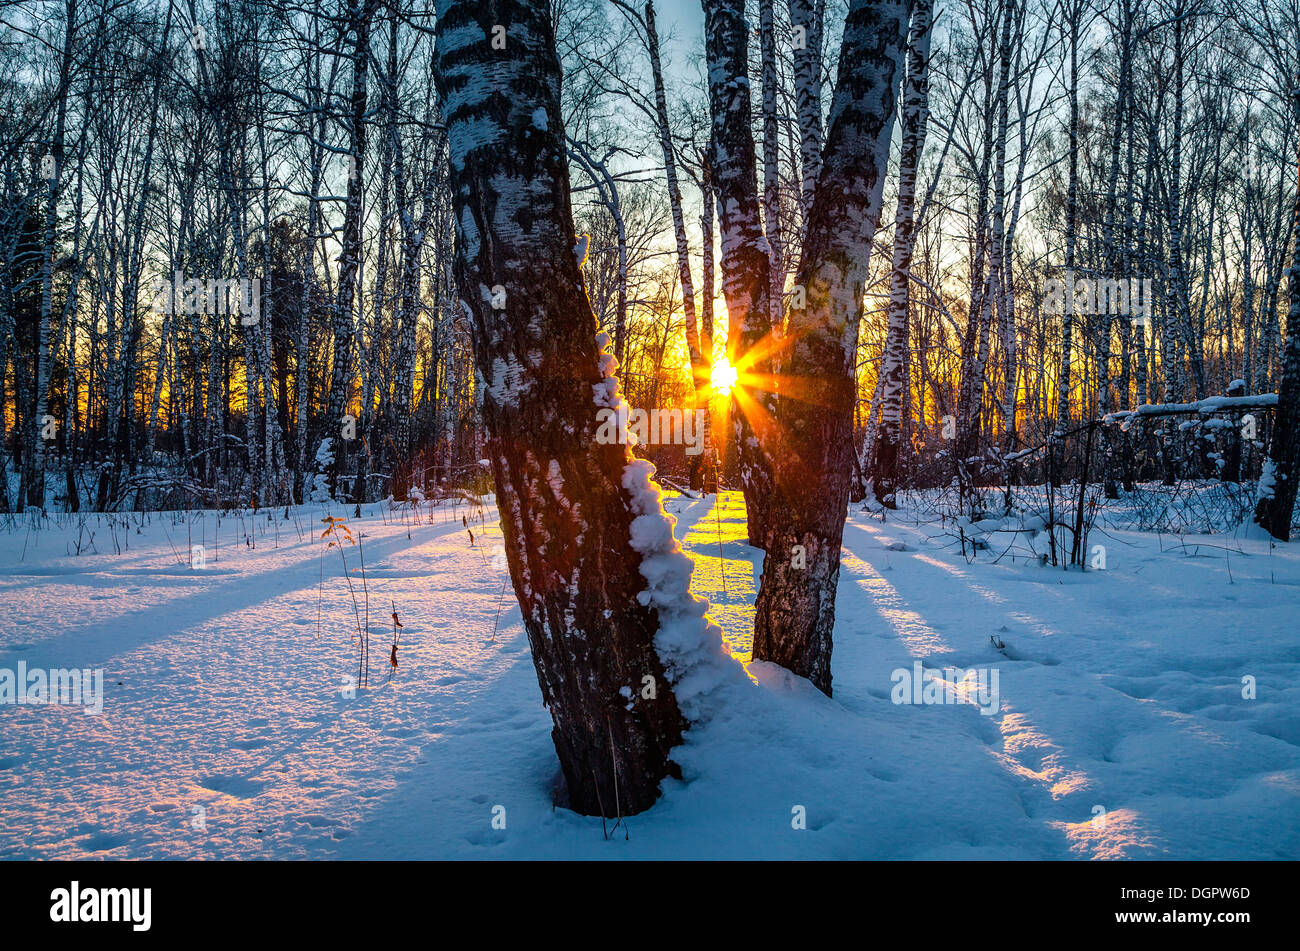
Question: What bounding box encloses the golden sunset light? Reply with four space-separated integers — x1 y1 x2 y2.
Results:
710 356 739 395
1 0 1293 899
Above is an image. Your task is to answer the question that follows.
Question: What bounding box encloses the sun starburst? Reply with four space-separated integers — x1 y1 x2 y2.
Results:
710 357 739 395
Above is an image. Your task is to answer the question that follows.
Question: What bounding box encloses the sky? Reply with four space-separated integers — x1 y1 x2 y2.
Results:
650 0 709 84
655 0 706 54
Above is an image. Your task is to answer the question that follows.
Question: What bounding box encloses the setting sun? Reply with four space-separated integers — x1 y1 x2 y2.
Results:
711 358 739 395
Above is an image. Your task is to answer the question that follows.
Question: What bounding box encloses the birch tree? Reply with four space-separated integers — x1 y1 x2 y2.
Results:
873 0 933 508
702 0 776 546
789 0 825 222
434 0 719 815
1256 79 1300 541
22 0 77 510
317 0 376 501
752 0 908 695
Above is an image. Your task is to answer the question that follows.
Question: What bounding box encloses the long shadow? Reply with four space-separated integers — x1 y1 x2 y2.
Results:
0 516 466 672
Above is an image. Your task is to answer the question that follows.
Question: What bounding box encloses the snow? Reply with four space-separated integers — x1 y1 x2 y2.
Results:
1105 393 1279 429
622 462 737 721
1 493 1297 858
1257 459 1277 502
486 355 529 408
457 207 480 260
310 439 336 502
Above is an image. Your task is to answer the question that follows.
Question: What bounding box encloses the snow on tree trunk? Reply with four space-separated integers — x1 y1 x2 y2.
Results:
873 0 931 508
435 0 727 816
752 0 907 696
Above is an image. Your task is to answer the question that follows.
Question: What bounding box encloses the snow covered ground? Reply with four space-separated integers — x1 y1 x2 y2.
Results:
1 490 1297 859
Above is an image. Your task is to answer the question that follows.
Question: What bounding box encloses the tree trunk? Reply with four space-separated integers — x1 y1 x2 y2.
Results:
643 2 711 455
1255 83 1300 542
702 0 776 547
24 0 78 511
759 0 785 328
318 0 374 501
436 0 718 816
873 0 932 507
1052 0 1081 490
752 0 907 696
789 0 825 223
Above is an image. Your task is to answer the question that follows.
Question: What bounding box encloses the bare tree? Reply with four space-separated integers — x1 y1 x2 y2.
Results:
874 0 933 507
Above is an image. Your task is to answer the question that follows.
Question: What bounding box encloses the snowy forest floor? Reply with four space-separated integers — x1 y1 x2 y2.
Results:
1 490 1298 859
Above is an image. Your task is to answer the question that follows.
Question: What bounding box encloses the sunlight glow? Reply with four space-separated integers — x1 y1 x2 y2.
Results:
711 357 739 395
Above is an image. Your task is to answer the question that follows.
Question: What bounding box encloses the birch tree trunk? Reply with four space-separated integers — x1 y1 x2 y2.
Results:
700 146 716 349
752 0 907 695
703 0 776 546
788 0 825 222
435 0 713 815
986 0 1013 456
873 0 931 508
699 148 718 488
759 0 785 327
643 1 711 455
386 18 439 501
23 0 77 510
292 29 332 502
1255 82 1300 542
954 2 999 483
1053 0 1082 488
319 0 374 501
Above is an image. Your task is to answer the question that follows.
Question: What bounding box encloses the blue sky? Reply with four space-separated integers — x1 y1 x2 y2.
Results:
655 0 705 42
650 0 708 80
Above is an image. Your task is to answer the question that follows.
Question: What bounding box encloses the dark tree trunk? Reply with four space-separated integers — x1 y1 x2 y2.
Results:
752 0 908 695
1255 85 1300 542
702 0 775 548
436 0 696 816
